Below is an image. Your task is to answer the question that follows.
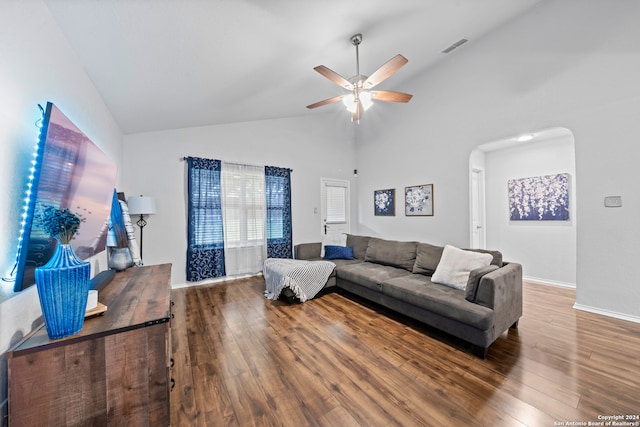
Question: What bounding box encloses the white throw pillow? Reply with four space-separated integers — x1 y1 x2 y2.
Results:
431 245 493 290
321 233 347 257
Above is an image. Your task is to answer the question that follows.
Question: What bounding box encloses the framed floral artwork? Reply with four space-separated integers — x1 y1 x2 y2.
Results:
374 189 395 216
405 184 433 216
508 173 569 220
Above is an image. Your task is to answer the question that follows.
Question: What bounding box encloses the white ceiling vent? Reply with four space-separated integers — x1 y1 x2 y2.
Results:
441 38 469 54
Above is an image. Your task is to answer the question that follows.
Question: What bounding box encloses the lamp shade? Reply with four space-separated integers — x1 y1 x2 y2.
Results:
127 196 157 215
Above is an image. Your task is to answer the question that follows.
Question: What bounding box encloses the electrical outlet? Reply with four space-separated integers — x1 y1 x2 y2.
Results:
604 196 622 207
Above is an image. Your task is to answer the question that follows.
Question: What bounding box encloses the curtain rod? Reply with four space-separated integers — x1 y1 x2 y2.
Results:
181 156 292 172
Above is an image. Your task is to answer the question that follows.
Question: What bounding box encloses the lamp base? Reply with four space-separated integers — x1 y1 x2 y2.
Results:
136 216 147 228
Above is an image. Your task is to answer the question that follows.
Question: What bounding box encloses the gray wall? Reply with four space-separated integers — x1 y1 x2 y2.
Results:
2 1 639 420
484 133 576 286
0 1 124 420
355 0 640 320
122 115 357 286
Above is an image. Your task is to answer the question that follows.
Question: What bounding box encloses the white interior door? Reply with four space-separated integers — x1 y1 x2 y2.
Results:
471 169 486 248
320 178 350 240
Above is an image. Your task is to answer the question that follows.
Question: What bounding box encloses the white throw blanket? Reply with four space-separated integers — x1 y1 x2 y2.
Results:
263 258 335 302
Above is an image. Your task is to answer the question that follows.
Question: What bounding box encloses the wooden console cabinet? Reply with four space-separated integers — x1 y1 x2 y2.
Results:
7 263 172 426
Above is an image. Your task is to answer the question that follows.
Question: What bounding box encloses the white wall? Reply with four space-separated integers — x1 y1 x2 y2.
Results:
356 0 640 320
0 0 124 419
2 6 638 422
484 134 576 286
122 114 356 287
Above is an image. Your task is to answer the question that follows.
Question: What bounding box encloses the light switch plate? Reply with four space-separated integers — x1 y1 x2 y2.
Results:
604 196 622 207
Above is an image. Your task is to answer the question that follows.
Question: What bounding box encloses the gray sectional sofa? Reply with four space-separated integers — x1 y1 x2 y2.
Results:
293 234 523 358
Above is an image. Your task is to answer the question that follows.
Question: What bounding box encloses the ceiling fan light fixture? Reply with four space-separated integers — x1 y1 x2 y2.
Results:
342 93 357 112
359 91 373 110
342 91 373 113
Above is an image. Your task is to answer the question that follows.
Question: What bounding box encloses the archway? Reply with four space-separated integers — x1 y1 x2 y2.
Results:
470 127 576 287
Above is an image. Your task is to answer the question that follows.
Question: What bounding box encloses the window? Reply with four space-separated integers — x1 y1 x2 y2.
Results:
221 165 265 247
186 158 292 281
186 157 225 281
265 166 292 258
326 185 347 223
188 161 223 248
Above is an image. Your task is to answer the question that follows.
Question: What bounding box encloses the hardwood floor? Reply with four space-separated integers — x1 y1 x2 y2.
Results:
170 277 640 426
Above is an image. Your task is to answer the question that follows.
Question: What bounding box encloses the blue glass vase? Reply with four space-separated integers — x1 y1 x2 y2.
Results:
35 243 91 339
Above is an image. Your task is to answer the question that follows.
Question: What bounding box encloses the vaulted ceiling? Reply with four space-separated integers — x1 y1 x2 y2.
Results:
44 0 542 134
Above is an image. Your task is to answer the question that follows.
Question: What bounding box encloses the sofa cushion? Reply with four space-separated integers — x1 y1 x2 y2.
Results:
294 242 322 260
381 275 493 330
464 265 500 302
299 257 362 278
329 258 363 268
412 242 445 276
337 262 411 291
323 245 355 260
431 245 493 290
346 234 371 260
321 233 347 257
466 248 503 267
364 238 418 271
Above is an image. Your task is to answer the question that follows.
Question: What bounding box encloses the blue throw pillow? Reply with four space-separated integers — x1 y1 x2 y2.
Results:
323 245 355 260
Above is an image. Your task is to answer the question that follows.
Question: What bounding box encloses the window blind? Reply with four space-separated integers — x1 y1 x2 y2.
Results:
326 185 346 223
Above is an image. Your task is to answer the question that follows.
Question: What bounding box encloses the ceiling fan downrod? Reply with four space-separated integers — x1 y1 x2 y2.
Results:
349 33 366 111
351 33 362 77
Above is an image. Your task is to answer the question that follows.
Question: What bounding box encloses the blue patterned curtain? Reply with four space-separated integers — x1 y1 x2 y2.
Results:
265 166 292 258
186 157 226 281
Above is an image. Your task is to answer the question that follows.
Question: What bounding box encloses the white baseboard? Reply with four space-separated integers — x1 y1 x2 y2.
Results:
524 277 639 323
573 303 640 324
523 276 576 288
171 273 263 290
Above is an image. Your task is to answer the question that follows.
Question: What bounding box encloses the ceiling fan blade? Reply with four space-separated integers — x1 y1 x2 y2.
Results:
313 65 353 89
306 95 345 109
363 54 408 89
371 90 413 103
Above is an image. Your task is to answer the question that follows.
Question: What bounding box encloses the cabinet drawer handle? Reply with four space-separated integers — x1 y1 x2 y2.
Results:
171 378 175 391
170 358 175 368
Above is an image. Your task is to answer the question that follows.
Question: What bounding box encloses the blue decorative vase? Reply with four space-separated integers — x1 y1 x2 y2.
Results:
35 243 91 339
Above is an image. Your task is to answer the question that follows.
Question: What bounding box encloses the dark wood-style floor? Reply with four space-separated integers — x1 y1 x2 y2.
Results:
170 277 640 426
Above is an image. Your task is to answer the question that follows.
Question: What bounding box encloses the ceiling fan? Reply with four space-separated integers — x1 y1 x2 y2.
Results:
306 33 413 122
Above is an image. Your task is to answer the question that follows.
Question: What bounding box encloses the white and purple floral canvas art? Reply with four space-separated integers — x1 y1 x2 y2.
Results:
374 189 395 216
405 184 433 216
508 173 570 221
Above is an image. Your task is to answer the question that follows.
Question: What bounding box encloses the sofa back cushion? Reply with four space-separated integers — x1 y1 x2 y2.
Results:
412 243 445 276
466 248 503 267
294 242 321 260
365 238 418 271
321 233 347 257
346 234 371 260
